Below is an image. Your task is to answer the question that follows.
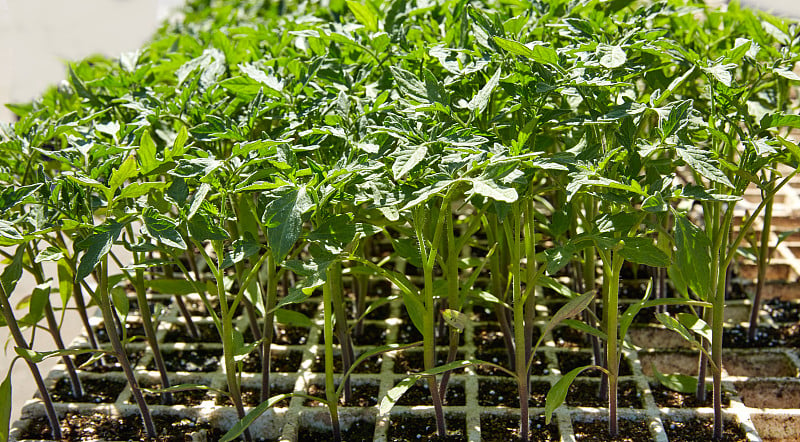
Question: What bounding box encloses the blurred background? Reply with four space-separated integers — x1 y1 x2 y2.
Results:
0 0 796 427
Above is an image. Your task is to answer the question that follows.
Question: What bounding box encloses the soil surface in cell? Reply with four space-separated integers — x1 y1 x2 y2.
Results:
473 350 548 376
164 322 220 343
44 376 125 403
394 380 466 406
311 351 382 373
242 350 303 372
764 299 800 323
304 382 379 407
95 321 146 343
663 417 748 441
649 382 731 408
397 321 464 345
217 384 293 407
566 381 642 408
243 323 309 345
152 348 221 372
298 419 375 442
552 326 588 348
138 381 209 406
389 414 467 441
393 350 466 374
572 419 653 441
20 412 225 442
474 324 509 351
723 325 785 348
75 351 143 373
480 414 560 441
558 352 632 377
478 379 550 407
319 324 387 346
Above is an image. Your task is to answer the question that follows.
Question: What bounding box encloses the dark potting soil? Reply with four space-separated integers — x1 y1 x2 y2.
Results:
471 304 498 322
480 414 560 442
388 414 467 441
311 351 382 373
619 263 651 280
127 295 172 314
478 379 550 407
319 324 388 346
552 326 588 348
243 323 310 345
633 304 693 325
217 385 292 407
473 349 549 376
394 380 466 406
649 382 731 408
397 321 465 345
344 297 393 320
138 381 209 406
45 376 125 403
298 419 375 442
150 348 221 372
304 382 379 407
393 350 466 374
663 417 748 442
242 350 303 372
572 418 653 441
95 321 146 343
75 351 144 373
727 281 749 301
473 324 540 351
566 381 642 408
722 324 784 348
779 323 800 346
764 298 800 323
163 322 219 343
20 411 214 442
557 351 632 377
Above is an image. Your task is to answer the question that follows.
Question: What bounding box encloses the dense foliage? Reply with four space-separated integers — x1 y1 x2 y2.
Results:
1 0 798 441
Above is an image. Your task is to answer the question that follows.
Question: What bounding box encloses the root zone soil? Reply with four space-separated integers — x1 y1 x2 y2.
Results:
10 289 800 442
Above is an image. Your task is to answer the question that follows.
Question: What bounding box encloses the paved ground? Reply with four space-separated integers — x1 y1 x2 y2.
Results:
0 0 796 430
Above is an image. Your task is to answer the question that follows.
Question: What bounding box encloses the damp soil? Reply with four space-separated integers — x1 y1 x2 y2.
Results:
649 382 731 408
44 376 125 403
243 323 310 345
471 304 498 322
298 419 375 442
311 351 382 373
663 417 748 442
479 414 560 441
150 348 221 372
566 381 642 408
397 321 465 345
478 379 550 407
557 352 632 377
393 380 466 406
137 381 209 406
393 350 465 374
572 418 653 441
473 349 549 376
319 324 388 347
723 325 785 348
242 350 303 372
74 351 143 373
95 321 146 344
163 322 220 343
388 414 467 441
216 384 293 407
303 382 379 407
552 326 589 348
764 299 800 323
20 411 217 442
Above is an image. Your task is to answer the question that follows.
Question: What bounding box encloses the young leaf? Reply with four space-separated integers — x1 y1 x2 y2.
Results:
656 313 697 346
76 223 122 282
111 286 130 317
676 313 712 343
673 214 712 300
652 364 699 394
144 210 186 249
618 238 670 268
597 44 626 69
676 146 734 188
0 370 11 442
468 68 501 113
493 37 558 66
380 376 420 415
219 394 293 442
545 365 595 424
274 309 312 328
139 131 158 174
265 186 313 262
347 1 378 33
533 291 595 355
109 155 138 192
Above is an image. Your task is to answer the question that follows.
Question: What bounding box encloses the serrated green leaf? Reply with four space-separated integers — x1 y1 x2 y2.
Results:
139 131 158 174
109 155 138 191
493 37 558 66
598 44 626 68
119 182 168 200
347 1 378 32
266 186 313 263
618 238 670 267
76 223 122 282
676 146 733 188
469 178 517 203
674 214 712 301
144 210 186 249
468 68 501 113
111 286 130 317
